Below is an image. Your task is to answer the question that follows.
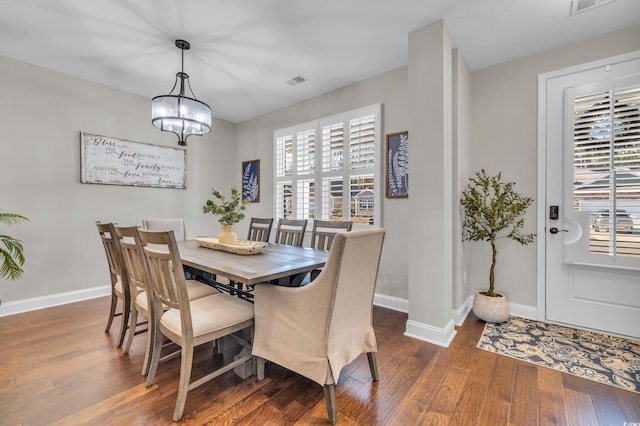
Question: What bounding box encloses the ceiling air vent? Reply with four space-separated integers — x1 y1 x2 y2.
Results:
570 0 618 15
286 75 308 86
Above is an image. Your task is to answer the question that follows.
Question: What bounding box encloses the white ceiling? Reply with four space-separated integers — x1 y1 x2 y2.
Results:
1 0 639 123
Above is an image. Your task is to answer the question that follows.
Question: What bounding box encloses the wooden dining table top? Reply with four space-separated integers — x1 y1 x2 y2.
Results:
177 240 328 286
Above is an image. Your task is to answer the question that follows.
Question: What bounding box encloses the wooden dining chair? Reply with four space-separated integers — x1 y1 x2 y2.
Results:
115 226 219 376
247 217 274 242
252 229 386 424
274 219 308 247
309 220 353 281
310 220 353 250
141 218 189 241
138 228 255 421
96 221 131 348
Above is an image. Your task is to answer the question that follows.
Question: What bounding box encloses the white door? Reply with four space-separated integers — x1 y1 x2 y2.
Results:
542 53 640 339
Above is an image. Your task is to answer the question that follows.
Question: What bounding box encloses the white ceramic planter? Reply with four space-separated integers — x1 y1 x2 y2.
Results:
472 291 509 323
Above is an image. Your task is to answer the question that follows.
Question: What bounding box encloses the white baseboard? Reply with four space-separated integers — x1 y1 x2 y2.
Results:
453 294 474 326
456 294 536 323
0 286 538 336
508 301 537 320
404 318 457 348
1 289 411 317
0 285 111 317
374 293 459 346
373 293 408 313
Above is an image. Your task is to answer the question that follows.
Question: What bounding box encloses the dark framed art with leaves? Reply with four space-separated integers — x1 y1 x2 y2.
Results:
242 159 260 202
386 131 409 198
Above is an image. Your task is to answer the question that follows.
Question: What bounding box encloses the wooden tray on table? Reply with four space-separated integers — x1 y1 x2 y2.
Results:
194 237 267 255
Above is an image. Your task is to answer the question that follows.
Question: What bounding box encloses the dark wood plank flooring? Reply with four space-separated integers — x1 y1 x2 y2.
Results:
1 296 638 425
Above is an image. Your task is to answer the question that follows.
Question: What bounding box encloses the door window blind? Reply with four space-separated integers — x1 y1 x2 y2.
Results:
573 84 640 257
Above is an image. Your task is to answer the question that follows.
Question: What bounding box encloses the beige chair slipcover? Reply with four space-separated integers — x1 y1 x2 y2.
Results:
141 218 189 241
252 228 385 424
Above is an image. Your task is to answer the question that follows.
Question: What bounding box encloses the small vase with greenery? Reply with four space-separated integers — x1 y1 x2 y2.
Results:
203 188 248 244
1 209 29 281
460 170 535 322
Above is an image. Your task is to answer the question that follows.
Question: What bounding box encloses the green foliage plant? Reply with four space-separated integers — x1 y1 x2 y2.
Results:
0 209 29 280
460 170 535 297
203 188 249 226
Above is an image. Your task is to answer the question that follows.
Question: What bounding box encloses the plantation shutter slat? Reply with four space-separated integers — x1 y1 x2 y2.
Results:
297 130 315 175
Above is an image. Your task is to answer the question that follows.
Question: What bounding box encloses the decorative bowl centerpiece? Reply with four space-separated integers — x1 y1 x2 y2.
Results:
194 237 267 255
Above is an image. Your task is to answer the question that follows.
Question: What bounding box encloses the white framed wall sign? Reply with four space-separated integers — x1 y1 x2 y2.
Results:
80 132 187 189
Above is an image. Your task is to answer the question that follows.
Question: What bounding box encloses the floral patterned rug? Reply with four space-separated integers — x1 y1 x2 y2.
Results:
477 316 640 394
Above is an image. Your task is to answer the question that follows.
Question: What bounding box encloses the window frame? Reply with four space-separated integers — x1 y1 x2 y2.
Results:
273 104 382 229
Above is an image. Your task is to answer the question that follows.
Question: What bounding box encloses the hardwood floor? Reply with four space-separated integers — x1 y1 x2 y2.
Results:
1 296 638 425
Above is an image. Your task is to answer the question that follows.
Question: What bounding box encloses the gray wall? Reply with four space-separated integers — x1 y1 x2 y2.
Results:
0 55 236 304
468 24 640 307
1 23 638 317
234 67 411 300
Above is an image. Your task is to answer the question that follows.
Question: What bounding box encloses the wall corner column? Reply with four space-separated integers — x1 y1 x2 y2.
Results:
406 20 456 347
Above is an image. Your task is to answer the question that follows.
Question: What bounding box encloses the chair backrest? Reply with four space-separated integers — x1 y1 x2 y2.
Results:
137 229 190 316
310 220 353 251
274 219 308 247
96 222 129 292
324 229 385 349
114 226 148 295
247 217 274 242
141 218 189 241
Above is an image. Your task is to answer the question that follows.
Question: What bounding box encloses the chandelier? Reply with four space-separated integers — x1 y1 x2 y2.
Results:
151 39 212 146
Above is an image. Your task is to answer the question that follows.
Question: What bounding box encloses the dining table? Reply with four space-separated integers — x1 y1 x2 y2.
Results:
177 240 329 299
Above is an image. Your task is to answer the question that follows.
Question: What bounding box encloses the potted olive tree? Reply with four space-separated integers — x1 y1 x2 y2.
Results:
203 188 249 244
1 209 28 281
460 170 535 323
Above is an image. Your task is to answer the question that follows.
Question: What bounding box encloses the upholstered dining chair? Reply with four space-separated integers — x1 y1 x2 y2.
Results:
252 228 385 424
114 226 218 376
96 221 132 348
247 217 274 242
273 219 308 247
141 218 189 241
309 220 353 281
138 229 255 421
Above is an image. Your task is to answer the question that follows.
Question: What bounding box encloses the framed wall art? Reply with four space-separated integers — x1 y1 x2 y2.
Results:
385 131 409 198
242 159 260 202
80 132 186 189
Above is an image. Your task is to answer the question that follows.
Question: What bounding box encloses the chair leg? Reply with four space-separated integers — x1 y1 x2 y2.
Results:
116 298 129 348
323 384 338 424
367 352 379 381
105 291 117 332
145 325 164 387
141 319 154 376
256 357 265 381
173 344 194 421
123 307 138 354
139 309 154 376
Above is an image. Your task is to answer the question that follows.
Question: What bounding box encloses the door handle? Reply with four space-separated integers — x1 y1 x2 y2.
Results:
549 227 569 234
